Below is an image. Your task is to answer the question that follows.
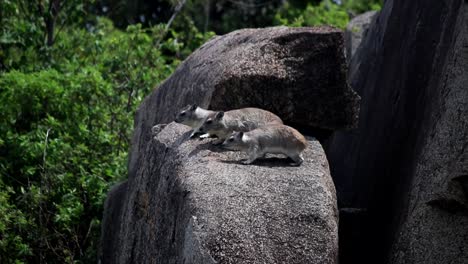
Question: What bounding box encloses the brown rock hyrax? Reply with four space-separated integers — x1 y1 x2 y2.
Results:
221 125 307 166
174 104 215 138
198 108 283 144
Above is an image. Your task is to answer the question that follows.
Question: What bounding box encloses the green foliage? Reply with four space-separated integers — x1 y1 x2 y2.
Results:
0 0 98 70
274 0 382 29
104 0 284 34
275 0 349 28
0 13 212 263
342 0 382 14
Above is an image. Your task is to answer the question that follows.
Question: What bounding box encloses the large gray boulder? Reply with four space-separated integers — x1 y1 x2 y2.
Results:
129 26 359 183
102 122 338 263
389 3 468 263
101 26 357 263
326 1 468 263
344 11 378 61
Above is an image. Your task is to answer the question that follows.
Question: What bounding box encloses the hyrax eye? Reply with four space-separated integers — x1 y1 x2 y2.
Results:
228 138 234 142
180 112 186 116
206 120 212 124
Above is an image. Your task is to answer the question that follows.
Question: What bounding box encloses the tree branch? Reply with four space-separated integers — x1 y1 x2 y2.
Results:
164 0 187 33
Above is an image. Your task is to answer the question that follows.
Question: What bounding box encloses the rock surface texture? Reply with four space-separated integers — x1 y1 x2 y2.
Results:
100 26 358 263
103 123 338 263
344 11 377 61
326 1 468 263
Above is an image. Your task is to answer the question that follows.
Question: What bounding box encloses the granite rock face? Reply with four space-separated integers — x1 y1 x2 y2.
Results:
100 26 358 263
326 1 468 263
390 4 468 264
344 11 378 61
101 122 338 263
128 26 359 184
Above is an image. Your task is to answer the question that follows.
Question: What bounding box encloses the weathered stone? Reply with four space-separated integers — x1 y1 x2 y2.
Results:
326 1 468 263
389 4 468 263
344 11 378 61
129 26 359 184
99 181 128 263
102 123 338 263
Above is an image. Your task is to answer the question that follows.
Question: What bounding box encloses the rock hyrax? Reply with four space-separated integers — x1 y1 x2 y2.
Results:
174 104 215 138
199 108 283 144
222 124 307 166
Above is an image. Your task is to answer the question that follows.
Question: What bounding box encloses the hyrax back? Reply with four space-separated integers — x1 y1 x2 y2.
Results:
199 107 283 143
222 124 307 166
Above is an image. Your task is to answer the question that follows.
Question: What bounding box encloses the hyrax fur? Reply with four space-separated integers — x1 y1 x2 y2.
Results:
199 108 283 144
222 125 307 166
174 104 215 138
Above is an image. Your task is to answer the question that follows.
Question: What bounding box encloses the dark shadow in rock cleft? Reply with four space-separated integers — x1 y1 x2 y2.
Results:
218 157 301 167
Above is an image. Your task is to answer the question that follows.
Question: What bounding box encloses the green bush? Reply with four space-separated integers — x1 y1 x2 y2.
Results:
0 68 123 262
0 16 212 263
274 0 381 28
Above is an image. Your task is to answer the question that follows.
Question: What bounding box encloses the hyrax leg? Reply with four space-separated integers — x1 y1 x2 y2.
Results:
198 133 211 139
189 126 207 139
243 147 261 165
189 130 200 139
212 138 225 145
288 153 304 166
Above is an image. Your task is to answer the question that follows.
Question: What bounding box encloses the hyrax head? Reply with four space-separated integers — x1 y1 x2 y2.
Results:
199 111 224 133
221 131 245 150
175 104 197 125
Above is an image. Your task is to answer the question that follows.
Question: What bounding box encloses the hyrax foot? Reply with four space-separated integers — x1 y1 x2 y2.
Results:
242 159 255 165
242 152 259 165
189 132 198 139
289 154 304 166
199 133 210 139
212 138 224 145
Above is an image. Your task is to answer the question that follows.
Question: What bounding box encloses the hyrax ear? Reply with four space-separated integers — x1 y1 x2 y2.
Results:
237 131 244 138
190 104 197 111
215 111 224 120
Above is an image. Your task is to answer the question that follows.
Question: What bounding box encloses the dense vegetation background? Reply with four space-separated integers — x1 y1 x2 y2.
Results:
0 0 380 262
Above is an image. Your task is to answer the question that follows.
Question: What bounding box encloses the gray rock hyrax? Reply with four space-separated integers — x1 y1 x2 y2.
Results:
221 125 307 166
198 107 283 144
174 104 215 138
